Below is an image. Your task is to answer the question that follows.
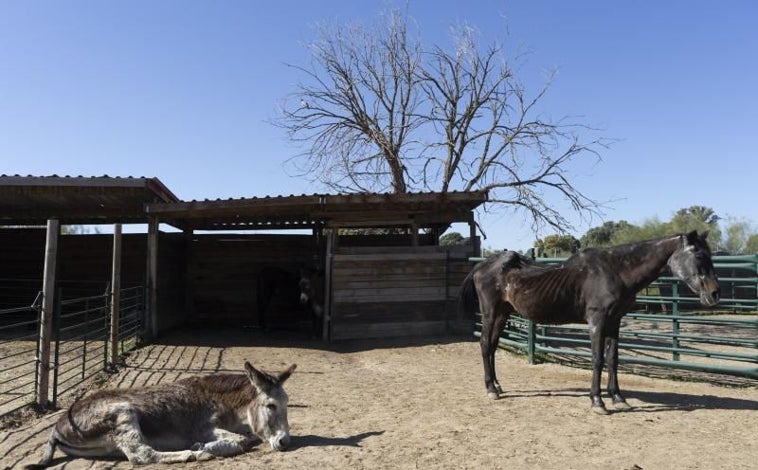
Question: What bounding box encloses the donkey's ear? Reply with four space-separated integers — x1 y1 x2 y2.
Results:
277 364 297 384
244 361 268 392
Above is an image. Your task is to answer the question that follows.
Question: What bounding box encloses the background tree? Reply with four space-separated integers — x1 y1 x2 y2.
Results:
721 217 757 254
439 231 465 246
534 234 580 257
579 205 725 250
580 220 633 248
277 8 607 234
669 205 721 239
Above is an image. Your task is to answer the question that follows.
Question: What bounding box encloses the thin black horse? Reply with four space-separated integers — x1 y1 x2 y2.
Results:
459 231 720 414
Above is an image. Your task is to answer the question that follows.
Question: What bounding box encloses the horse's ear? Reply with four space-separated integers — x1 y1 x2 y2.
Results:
685 230 699 244
700 230 709 240
277 364 297 384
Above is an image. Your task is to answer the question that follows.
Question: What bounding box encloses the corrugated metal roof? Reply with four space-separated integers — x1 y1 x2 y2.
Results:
0 175 487 230
0 175 179 225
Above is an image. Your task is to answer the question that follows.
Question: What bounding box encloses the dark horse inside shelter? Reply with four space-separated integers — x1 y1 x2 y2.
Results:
459 231 720 414
256 265 324 338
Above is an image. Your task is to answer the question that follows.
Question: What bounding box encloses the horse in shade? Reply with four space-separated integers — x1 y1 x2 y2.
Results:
256 266 302 331
256 265 324 338
298 265 325 338
459 231 720 414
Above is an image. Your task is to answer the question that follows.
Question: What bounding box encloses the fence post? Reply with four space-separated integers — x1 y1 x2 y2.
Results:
35 219 59 408
110 223 122 368
527 319 536 364
672 281 680 361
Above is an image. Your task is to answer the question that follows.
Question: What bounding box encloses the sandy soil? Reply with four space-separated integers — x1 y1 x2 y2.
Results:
3 328 756 470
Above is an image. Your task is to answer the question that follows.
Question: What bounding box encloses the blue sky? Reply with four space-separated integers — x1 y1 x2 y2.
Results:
1 1 756 250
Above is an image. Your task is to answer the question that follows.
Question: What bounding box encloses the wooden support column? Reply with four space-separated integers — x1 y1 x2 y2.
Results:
36 219 59 407
146 217 159 340
468 212 480 257
183 228 194 324
109 223 122 368
322 228 336 341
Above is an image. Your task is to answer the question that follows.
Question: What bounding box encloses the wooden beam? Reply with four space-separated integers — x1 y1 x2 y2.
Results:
35 219 59 407
322 229 336 341
146 217 159 339
109 223 122 368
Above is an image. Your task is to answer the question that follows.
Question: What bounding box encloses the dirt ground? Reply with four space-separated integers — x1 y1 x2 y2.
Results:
2 328 756 470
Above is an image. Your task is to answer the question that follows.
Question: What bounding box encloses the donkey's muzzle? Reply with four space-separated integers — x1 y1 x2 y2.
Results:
270 431 290 451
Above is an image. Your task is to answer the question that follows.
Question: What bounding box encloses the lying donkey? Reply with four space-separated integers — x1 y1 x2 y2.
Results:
26 361 296 468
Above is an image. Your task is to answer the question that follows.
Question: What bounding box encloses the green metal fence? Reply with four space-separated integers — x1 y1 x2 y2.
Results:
471 254 758 380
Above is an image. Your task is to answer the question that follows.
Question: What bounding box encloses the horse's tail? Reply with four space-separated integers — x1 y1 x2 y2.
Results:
458 267 479 320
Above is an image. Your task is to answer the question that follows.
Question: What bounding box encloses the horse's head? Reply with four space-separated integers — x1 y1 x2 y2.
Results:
244 362 296 451
298 267 321 306
667 231 720 306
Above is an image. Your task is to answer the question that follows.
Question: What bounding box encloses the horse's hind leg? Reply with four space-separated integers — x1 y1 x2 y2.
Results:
480 306 508 399
588 318 609 414
605 330 631 410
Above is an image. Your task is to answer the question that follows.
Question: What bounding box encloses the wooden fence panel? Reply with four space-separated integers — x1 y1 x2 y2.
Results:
330 245 474 340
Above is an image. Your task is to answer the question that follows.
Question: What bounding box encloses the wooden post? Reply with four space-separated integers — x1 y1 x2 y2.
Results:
322 228 336 341
109 223 122 368
183 228 194 324
146 217 159 340
468 212 480 256
36 219 59 407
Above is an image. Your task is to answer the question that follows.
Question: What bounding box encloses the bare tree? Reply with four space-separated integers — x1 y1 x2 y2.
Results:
275 9 608 233
278 10 422 193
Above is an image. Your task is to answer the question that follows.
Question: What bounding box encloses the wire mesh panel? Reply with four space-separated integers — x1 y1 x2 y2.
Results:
0 293 40 417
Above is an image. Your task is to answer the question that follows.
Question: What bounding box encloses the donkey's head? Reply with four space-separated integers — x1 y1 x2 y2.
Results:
244 361 296 451
668 231 720 307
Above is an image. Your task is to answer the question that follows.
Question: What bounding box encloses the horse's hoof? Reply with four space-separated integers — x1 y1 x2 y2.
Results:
591 404 610 415
487 391 501 400
613 400 633 411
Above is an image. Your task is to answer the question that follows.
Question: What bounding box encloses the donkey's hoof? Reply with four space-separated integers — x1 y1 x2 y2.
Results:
487 391 501 400
194 451 214 462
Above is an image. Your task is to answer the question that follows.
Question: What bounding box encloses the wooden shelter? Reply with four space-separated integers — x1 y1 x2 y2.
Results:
0 175 488 342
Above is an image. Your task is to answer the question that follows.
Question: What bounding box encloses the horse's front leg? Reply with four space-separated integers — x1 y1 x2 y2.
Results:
588 320 608 414
605 330 631 410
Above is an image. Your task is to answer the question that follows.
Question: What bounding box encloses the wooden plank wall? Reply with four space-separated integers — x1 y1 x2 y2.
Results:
329 244 475 340
0 228 149 305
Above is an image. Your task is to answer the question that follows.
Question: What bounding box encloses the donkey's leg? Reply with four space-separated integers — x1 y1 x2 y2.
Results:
112 410 211 464
588 319 609 414
194 428 252 458
604 330 631 410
